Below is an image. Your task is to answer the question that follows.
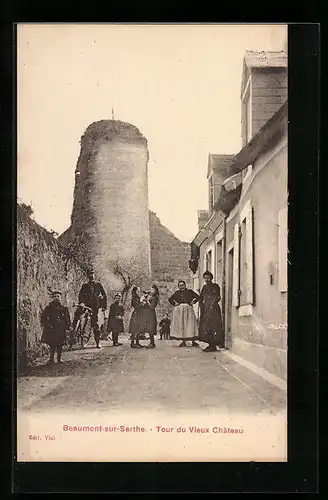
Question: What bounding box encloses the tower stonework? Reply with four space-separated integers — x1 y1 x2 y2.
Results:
59 119 192 315
59 120 151 292
149 211 193 318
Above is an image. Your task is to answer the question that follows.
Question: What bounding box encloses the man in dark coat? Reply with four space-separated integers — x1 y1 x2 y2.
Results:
41 290 71 364
74 269 107 348
107 293 124 346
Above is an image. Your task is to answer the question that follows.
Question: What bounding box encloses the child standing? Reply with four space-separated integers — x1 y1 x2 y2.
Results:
107 293 124 346
159 313 171 340
41 290 71 364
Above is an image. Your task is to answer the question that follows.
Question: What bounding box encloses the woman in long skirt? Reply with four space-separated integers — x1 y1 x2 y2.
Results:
198 270 224 352
129 287 143 348
168 280 199 347
134 285 159 349
144 284 159 349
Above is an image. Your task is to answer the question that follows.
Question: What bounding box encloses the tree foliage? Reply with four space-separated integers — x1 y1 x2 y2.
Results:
112 257 148 306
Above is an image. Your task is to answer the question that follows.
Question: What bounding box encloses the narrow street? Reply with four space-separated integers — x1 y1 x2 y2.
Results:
17 335 286 415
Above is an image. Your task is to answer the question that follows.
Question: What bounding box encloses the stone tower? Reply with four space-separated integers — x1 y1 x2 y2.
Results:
59 120 151 293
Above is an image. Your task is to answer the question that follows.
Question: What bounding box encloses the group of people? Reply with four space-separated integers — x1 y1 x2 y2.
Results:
128 285 160 348
168 272 224 352
40 268 224 364
40 269 107 364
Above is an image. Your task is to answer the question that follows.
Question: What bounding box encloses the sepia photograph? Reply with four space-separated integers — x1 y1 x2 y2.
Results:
16 23 288 462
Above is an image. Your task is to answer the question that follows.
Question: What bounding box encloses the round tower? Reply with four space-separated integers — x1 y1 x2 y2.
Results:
66 120 151 292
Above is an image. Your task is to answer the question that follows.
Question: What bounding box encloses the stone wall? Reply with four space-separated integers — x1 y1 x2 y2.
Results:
17 203 87 370
56 120 193 332
17 203 194 356
59 209 193 329
58 120 151 295
149 210 193 320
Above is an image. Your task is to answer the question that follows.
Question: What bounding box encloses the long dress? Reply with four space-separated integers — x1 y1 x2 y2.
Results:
169 289 199 340
40 300 71 347
128 296 141 335
137 295 158 335
107 302 124 334
149 295 158 334
198 282 224 347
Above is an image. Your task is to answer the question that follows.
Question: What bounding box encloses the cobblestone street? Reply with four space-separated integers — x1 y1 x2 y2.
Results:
17 335 286 415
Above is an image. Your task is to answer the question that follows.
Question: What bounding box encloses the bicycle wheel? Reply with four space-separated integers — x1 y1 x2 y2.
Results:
68 322 80 350
80 314 92 349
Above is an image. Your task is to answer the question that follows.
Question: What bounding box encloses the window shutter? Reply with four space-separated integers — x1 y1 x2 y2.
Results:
232 223 240 307
278 206 288 292
245 203 254 304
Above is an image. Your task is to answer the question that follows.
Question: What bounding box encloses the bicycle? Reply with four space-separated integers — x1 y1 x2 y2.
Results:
67 303 93 350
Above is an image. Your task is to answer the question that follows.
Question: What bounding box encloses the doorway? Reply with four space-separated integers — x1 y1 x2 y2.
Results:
226 247 234 348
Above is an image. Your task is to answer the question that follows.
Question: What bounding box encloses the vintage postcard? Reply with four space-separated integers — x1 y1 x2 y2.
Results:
16 23 288 462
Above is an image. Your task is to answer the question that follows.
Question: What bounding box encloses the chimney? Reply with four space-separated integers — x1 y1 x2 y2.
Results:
241 50 287 146
197 210 209 230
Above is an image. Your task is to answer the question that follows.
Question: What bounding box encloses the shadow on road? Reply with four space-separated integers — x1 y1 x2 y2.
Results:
18 361 80 378
18 347 117 378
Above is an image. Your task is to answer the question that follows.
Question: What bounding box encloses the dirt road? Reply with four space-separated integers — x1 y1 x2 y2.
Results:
17 336 286 415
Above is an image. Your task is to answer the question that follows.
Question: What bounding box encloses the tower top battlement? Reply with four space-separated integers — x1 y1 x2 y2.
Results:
80 120 148 148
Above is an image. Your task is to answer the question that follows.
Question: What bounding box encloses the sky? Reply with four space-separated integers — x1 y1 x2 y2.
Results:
17 24 287 242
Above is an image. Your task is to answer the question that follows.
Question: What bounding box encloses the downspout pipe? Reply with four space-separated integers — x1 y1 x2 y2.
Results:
218 211 227 349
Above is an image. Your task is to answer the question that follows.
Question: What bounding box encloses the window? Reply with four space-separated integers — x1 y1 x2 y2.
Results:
233 199 254 313
278 206 288 292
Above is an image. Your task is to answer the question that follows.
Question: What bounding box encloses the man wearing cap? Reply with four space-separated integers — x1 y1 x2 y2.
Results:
75 269 107 348
41 290 71 364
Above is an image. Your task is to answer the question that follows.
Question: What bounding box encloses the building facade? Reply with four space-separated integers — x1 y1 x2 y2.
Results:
190 51 288 381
